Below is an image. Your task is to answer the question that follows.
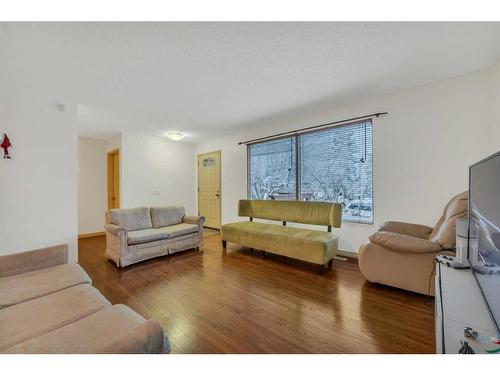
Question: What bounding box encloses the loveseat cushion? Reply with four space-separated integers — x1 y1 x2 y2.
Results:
0 284 110 351
4 304 166 353
108 207 152 231
0 263 91 309
221 221 338 265
150 206 185 228
156 223 199 238
127 228 168 245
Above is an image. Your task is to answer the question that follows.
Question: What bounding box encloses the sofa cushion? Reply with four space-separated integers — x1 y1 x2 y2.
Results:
156 223 199 238
108 207 152 231
150 206 185 228
4 304 165 354
238 199 342 228
127 228 168 245
0 263 91 309
221 221 338 265
0 284 110 351
0 244 68 278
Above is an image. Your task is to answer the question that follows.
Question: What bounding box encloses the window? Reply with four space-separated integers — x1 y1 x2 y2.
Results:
247 120 373 223
248 136 296 200
202 157 216 167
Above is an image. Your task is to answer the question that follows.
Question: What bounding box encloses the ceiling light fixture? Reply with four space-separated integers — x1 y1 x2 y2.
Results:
166 132 185 141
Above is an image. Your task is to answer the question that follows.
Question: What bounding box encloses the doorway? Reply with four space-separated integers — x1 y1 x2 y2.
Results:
197 150 221 229
107 149 120 209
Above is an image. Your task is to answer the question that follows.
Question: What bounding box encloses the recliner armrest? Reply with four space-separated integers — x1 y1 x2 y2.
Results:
379 221 433 239
369 231 442 254
104 223 128 238
183 215 205 230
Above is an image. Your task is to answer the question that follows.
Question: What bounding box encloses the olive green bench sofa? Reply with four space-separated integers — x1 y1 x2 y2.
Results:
221 200 342 271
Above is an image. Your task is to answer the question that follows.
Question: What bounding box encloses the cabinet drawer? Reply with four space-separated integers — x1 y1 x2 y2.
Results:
443 318 497 354
440 265 493 327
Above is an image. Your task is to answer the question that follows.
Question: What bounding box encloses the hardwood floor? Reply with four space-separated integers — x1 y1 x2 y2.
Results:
78 234 435 353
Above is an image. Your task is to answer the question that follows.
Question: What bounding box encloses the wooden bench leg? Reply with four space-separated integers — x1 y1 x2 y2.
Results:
320 262 330 274
328 259 333 270
262 251 266 259
222 240 227 254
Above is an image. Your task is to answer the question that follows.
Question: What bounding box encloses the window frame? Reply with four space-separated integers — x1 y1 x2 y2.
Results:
246 119 374 224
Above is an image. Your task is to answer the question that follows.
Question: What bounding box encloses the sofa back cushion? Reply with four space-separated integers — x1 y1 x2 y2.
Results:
108 207 152 231
429 191 468 249
150 206 185 228
238 199 342 228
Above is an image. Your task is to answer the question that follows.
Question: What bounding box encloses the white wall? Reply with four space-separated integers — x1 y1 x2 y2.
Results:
0 25 6 252
120 133 197 214
106 134 121 152
77 132 197 235
197 64 500 253
78 137 107 235
0 26 78 262
0 95 78 261
494 60 500 147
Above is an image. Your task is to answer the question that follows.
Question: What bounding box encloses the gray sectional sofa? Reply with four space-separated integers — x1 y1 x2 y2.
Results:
0 244 169 353
105 206 205 267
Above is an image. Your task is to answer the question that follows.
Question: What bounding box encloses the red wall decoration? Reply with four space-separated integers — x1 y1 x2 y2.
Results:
1 133 12 159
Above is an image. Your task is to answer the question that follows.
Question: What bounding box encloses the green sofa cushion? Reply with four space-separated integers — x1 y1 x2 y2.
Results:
238 200 342 228
221 221 338 265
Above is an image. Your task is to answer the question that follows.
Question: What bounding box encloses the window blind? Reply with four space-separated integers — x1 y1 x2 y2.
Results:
247 120 373 223
299 120 373 223
248 136 296 200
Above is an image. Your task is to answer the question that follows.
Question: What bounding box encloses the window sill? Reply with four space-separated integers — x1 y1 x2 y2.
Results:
342 219 374 225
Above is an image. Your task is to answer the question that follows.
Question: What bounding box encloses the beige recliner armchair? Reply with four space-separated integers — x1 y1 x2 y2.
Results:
358 192 467 296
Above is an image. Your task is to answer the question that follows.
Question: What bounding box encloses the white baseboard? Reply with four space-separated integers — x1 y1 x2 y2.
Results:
337 250 358 259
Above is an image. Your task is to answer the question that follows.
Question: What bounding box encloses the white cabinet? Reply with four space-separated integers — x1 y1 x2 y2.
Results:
435 262 498 354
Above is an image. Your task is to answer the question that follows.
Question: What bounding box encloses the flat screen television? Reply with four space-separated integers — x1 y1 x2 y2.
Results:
468 150 500 336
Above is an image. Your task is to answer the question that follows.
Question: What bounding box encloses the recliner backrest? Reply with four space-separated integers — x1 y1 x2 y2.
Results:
429 191 468 249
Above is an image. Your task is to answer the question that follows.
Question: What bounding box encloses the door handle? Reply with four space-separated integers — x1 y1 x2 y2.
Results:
215 193 220 198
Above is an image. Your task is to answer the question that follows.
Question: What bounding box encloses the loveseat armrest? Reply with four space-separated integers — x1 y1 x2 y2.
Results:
369 231 442 254
183 215 205 230
379 221 433 239
0 244 68 278
104 223 128 238
104 224 129 267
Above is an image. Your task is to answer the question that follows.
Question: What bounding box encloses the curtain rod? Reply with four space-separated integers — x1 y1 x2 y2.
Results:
238 112 388 145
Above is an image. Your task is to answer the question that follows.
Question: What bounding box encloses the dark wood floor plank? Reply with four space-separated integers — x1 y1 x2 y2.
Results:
78 234 435 353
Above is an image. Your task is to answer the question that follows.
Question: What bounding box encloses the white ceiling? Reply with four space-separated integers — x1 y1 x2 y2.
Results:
3 22 500 142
